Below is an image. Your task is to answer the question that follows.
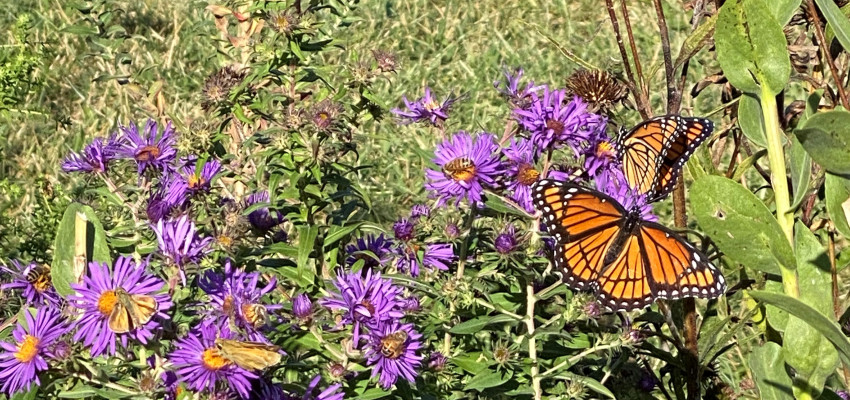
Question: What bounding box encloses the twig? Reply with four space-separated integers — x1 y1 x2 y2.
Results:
621 0 646 94
604 0 651 119
526 283 542 400
653 0 678 112
806 0 850 109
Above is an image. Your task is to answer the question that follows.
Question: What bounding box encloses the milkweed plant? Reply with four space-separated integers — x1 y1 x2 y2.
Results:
3 0 850 399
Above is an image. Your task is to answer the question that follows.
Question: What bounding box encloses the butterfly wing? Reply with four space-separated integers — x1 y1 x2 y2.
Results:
619 115 713 202
127 294 158 325
533 179 627 290
108 303 132 333
595 232 654 310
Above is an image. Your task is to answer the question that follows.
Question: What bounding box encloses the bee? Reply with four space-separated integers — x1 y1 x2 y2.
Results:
380 330 409 359
25 264 52 293
215 338 282 371
442 157 476 182
107 287 159 334
241 303 268 329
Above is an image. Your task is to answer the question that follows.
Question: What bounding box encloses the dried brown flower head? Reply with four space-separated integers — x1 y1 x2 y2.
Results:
372 49 399 73
565 69 628 112
269 10 299 35
202 66 247 111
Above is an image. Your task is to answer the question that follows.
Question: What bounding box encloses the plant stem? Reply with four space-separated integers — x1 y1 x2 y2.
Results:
473 298 523 321
760 84 799 297
540 343 622 377
444 208 478 354
526 282 542 400
68 372 139 395
806 0 850 109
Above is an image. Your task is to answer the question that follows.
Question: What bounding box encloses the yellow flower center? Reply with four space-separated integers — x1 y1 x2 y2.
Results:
97 290 118 316
14 335 40 362
517 163 540 186
135 146 161 162
187 174 205 189
202 347 231 370
217 235 234 247
424 100 441 112
596 141 615 158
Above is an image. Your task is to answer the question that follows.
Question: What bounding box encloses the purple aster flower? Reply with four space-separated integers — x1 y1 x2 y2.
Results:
638 370 658 392
61 137 116 174
514 89 603 156
344 233 395 271
583 126 618 179
0 260 60 307
0 307 68 395
153 215 214 284
502 138 542 213
113 119 178 174
180 158 222 193
292 293 313 322
424 132 502 207
365 321 423 389
70 256 173 358
396 243 453 277
391 87 459 126
401 296 421 313
838 390 850 400
198 260 280 342
493 66 542 108
169 324 257 399
494 224 519 255
392 218 415 242
303 375 344 400
427 352 448 371
244 191 284 231
595 169 657 222
147 177 189 223
409 204 431 221
320 270 404 345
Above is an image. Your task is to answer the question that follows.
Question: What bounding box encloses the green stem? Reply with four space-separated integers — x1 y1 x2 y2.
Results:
68 372 139 395
473 298 523 321
540 343 622 377
526 283 542 400
760 84 799 298
444 208 477 354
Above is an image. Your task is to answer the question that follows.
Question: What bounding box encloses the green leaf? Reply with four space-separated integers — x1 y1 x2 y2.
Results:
323 222 364 249
674 12 718 69
552 372 616 399
297 225 319 278
816 0 850 53
715 0 791 95
748 290 850 367
452 352 489 374
748 342 794 400
789 134 813 211
691 176 795 274
52 203 111 296
782 223 838 397
771 0 803 25
738 93 768 147
825 173 850 239
730 148 767 182
10 385 38 400
463 368 513 391
450 314 520 334
797 110 850 175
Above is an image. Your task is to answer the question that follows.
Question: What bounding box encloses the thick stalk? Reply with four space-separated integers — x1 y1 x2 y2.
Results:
526 283 542 400
760 84 798 297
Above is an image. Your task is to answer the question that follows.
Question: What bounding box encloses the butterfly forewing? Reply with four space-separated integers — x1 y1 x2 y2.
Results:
108 288 158 333
619 115 714 202
215 339 282 371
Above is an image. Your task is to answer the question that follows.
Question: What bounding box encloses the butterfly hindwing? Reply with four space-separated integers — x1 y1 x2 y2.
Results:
618 115 713 202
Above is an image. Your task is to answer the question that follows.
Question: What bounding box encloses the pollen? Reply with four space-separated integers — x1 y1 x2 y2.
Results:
517 163 540 186
187 174 205 189
135 146 161 162
424 100 441 112
14 335 40 363
97 290 118 315
202 347 231 370
596 141 615 158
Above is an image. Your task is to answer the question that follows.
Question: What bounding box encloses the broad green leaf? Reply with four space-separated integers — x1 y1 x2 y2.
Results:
738 93 767 147
691 176 795 274
730 148 767 182
354 388 392 400
10 384 38 400
816 0 850 53
322 222 365 248
552 372 615 399
797 110 850 175
748 342 794 400
771 0 803 25
450 314 520 334
789 135 813 211
452 352 489 374
748 290 850 367
463 369 513 391
782 223 838 397
825 173 850 239
52 203 111 296
715 0 791 95
764 279 789 332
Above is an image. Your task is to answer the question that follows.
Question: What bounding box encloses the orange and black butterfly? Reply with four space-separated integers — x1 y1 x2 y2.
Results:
532 179 725 311
616 115 713 203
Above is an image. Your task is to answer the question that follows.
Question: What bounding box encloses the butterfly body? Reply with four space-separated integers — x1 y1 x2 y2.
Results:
533 179 725 311
617 115 713 202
